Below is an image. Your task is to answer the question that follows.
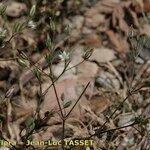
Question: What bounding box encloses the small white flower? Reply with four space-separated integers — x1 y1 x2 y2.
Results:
58 51 70 61
28 20 36 29
0 27 7 38
122 137 134 147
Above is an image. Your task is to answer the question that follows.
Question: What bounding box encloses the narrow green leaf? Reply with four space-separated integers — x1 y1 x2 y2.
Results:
63 100 72 108
13 22 26 34
0 5 7 15
49 19 56 31
45 34 53 51
17 58 29 68
45 53 52 64
44 111 54 118
25 116 35 128
83 49 94 60
29 5 36 17
61 93 65 101
33 67 41 80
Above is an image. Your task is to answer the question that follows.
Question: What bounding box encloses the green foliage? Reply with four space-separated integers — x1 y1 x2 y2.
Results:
25 116 35 132
44 111 54 118
82 48 93 60
45 53 52 64
61 93 65 101
0 4 7 16
17 58 29 68
0 27 6 38
33 67 41 80
13 22 26 34
49 18 56 31
45 33 54 51
29 5 36 17
63 100 72 109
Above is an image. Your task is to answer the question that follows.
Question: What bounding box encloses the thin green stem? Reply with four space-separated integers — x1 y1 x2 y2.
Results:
48 64 64 118
66 60 85 71
65 82 90 118
41 61 70 97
